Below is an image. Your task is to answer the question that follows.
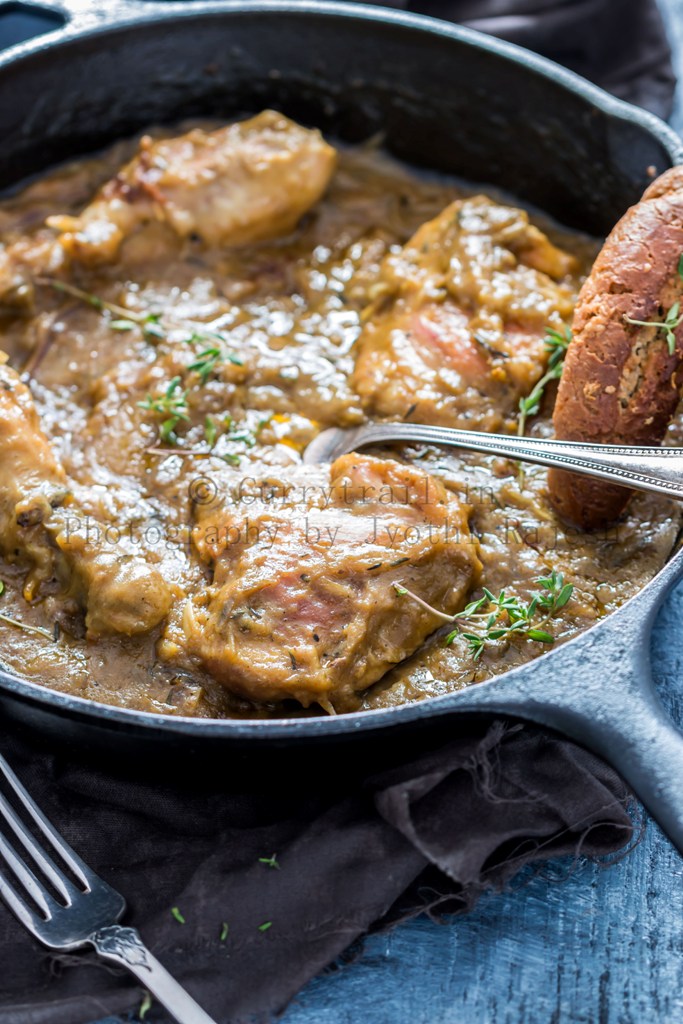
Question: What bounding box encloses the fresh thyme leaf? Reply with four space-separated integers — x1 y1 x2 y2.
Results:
678 252 683 282
517 325 572 436
258 921 273 932
259 854 280 870
110 319 136 332
217 416 271 464
142 315 165 341
171 907 185 925
526 629 555 643
183 327 243 377
188 346 223 384
220 922 229 942
204 415 218 449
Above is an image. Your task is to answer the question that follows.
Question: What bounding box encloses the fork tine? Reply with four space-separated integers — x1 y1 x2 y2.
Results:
0 756 92 889
0 832 54 918
0 868 40 932
0 788 75 903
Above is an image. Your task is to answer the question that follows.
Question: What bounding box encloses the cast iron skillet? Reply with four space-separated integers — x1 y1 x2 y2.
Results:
2 0 683 846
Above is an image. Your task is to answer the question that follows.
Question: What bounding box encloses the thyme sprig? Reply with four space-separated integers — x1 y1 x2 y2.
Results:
38 278 243 368
623 252 683 356
517 326 572 436
138 377 189 445
393 570 573 661
0 581 55 640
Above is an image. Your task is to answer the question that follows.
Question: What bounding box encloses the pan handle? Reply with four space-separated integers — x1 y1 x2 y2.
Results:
441 569 683 855
513 669 683 856
0 0 176 51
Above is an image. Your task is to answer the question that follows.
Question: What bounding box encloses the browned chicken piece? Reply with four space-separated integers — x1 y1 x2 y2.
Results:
171 455 481 711
352 196 578 432
46 111 337 264
0 360 173 636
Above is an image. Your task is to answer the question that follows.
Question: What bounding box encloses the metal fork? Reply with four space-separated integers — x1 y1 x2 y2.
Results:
303 422 683 501
0 753 217 1024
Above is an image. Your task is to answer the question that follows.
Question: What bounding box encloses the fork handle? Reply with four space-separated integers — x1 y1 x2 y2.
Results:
90 924 217 1024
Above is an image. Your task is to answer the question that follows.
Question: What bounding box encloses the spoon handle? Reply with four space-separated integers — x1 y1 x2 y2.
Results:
305 423 683 501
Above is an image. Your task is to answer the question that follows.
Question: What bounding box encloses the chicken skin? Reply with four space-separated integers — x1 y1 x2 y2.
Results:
173 455 480 711
0 361 172 636
352 196 577 432
47 111 337 264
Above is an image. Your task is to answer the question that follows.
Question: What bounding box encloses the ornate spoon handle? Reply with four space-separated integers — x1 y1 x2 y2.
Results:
304 423 683 500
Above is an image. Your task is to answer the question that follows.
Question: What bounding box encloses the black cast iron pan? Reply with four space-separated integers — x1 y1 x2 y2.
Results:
2 0 683 848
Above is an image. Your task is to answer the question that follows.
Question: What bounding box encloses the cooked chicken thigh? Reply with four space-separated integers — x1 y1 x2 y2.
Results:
174 454 480 711
0 361 173 636
47 111 337 263
352 196 577 432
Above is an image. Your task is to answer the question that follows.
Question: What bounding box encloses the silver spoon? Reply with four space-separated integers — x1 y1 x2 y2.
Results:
303 422 683 501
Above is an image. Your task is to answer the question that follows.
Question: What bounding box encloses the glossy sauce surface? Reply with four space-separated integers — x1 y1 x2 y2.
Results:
0 130 679 718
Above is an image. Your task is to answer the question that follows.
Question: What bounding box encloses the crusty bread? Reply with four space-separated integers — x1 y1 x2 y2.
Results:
549 166 683 529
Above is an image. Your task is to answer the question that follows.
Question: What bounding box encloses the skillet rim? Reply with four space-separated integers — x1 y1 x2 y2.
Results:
0 0 682 739
7 0 683 164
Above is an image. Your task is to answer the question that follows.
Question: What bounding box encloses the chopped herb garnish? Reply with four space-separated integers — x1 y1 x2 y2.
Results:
623 251 683 356
138 377 190 445
171 907 185 925
188 346 223 384
259 854 280 870
142 314 165 341
184 330 243 378
394 571 574 661
258 921 273 932
138 991 153 1021
220 921 229 942
517 325 572 436
204 415 218 449
215 414 271 464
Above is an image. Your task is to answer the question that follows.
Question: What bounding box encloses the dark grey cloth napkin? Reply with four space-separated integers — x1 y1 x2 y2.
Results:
0 722 636 1024
0 1 674 1022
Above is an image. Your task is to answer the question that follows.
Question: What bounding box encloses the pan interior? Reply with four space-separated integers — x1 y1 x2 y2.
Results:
0 3 680 736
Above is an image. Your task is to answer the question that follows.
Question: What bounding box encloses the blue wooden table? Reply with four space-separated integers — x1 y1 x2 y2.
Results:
21 1 683 1020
